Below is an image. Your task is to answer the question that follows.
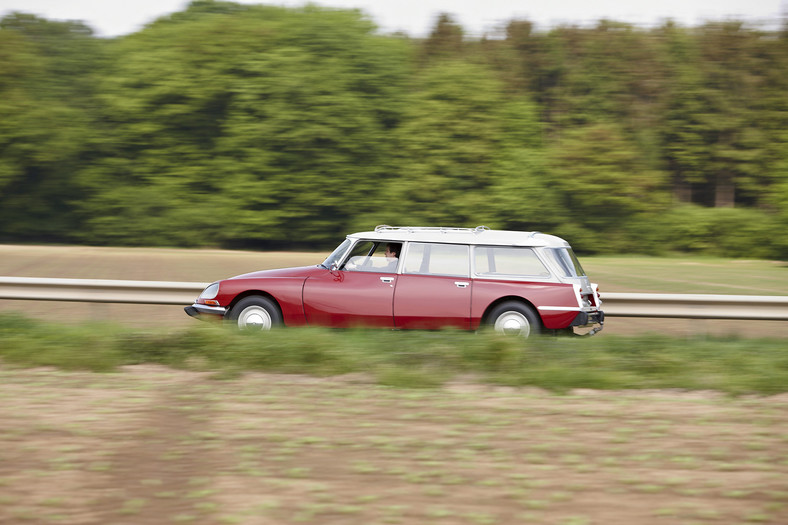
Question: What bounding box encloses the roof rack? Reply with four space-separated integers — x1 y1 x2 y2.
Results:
374 225 490 233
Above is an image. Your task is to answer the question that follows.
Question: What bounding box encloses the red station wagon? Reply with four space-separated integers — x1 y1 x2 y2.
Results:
185 226 604 337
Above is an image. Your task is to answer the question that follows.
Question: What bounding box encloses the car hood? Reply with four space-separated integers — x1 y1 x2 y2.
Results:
227 265 325 281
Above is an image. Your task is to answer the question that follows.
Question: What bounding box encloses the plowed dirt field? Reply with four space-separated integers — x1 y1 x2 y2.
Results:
2 365 786 524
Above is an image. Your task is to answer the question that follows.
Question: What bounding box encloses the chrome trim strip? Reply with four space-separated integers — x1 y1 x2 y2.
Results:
538 306 602 313
537 306 583 312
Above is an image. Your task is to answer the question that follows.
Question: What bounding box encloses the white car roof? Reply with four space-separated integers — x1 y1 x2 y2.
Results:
348 226 571 248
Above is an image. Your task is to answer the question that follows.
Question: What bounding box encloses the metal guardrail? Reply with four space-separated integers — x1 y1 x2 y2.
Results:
1 276 787 321
600 292 788 321
0 276 207 306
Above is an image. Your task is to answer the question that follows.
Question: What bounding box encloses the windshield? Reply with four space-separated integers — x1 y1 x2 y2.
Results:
546 247 586 278
321 238 352 269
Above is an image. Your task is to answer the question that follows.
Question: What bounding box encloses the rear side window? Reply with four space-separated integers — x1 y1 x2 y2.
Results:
403 243 469 277
474 247 550 277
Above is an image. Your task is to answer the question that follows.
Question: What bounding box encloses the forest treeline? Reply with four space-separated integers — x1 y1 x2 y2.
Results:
1 1 787 257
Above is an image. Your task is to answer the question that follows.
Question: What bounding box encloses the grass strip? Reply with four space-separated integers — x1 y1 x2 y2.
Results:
1 313 786 394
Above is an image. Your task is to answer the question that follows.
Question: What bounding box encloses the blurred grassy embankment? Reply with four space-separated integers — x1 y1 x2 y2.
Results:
1 314 787 395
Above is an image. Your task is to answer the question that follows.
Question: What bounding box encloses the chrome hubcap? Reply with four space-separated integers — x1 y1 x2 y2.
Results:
494 311 531 337
238 306 272 330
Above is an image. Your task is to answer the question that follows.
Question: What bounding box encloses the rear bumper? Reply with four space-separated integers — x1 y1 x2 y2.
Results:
185 303 227 321
570 310 604 336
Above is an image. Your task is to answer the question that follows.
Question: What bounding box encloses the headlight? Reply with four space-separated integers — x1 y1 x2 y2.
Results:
200 283 220 300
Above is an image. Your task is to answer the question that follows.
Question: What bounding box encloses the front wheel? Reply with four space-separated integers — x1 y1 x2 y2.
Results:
227 296 282 331
487 301 541 338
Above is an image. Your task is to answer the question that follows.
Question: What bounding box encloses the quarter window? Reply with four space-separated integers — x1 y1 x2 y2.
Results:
402 243 469 277
545 248 586 277
474 246 550 277
322 238 352 269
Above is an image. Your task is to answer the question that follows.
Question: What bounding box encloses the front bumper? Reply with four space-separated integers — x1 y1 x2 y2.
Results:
185 303 227 321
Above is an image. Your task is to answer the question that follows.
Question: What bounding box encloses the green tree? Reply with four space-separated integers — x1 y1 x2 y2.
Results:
379 59 554 230
422 13 464 62
548 123 669 251
0 15 98 242
1 4 786 258
659 22 775 208
78 2 410 247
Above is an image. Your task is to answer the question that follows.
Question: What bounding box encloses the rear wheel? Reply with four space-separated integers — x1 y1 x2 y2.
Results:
227 296 282 331
487 301 541 338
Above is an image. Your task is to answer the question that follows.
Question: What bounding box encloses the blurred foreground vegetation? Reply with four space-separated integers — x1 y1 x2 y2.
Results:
1 1 788 257
2 314 786 395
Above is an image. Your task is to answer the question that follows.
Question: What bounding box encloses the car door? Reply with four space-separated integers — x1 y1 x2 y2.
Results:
302 240 397 328
393 242 471 330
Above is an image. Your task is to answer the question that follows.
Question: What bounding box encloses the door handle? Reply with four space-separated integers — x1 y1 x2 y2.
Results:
454 281 469 288
380 277 394 283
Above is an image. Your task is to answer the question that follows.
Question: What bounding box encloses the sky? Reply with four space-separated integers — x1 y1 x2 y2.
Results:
0 0 785 38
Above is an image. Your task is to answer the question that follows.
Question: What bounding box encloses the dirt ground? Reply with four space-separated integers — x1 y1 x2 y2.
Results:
1 365 786 525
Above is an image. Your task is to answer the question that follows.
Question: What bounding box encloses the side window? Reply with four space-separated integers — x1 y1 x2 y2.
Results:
403 243 469 277
342 241 400 274
474 247 550 277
